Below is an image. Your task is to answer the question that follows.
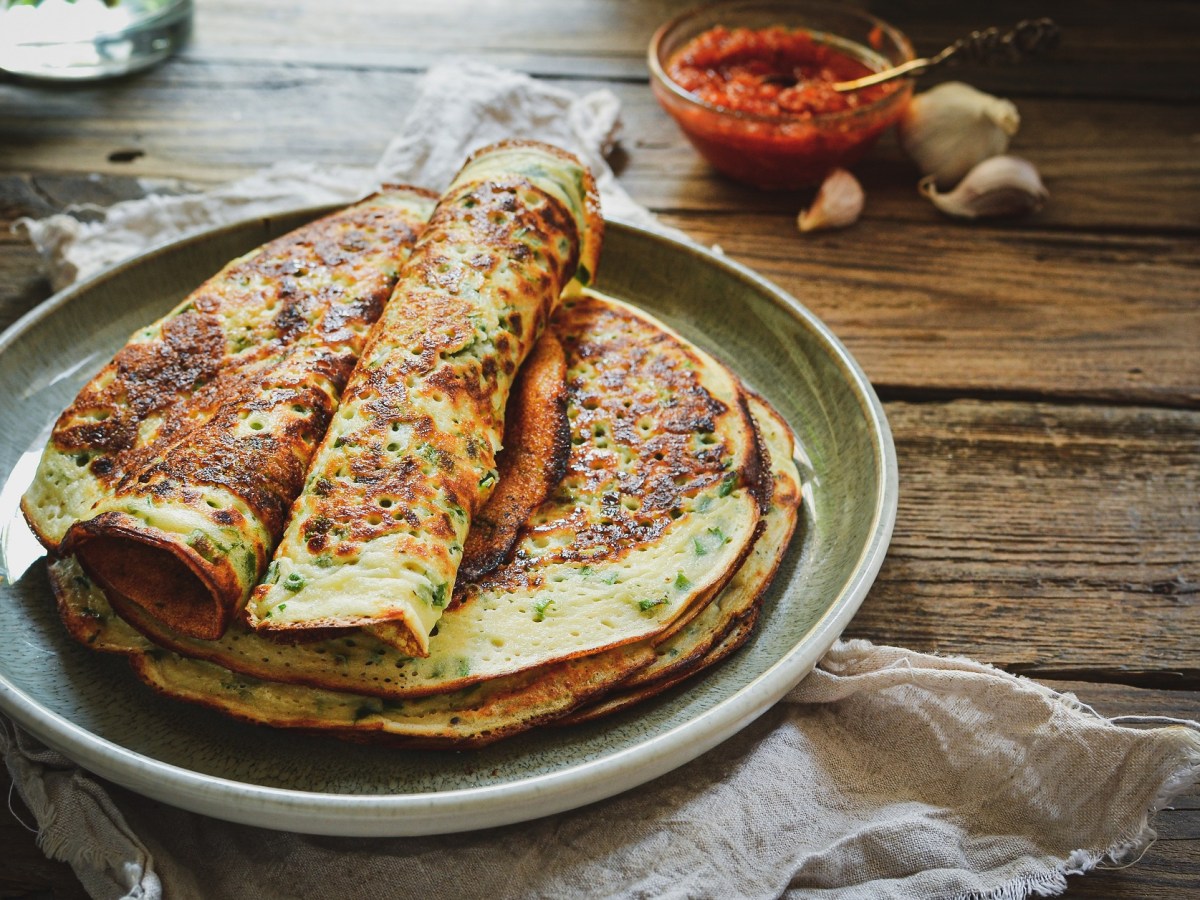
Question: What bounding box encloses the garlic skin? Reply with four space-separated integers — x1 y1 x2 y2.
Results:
798 168 864 233
899 82 1020 188
919 155 1048 220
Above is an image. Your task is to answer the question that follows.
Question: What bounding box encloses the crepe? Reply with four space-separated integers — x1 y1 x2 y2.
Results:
51 292 766 703
245 140 603 656
369 291 768 692
48 392 799 747
559 394 800 724
23 188 437 639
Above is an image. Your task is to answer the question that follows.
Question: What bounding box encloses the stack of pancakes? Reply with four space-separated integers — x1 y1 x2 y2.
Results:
24 142 801 748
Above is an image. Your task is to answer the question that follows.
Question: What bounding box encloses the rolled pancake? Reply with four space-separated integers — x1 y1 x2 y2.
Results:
47 398 797 746
25 188 437 639
50 293 767 705
456 331 570 586
246 140 603 656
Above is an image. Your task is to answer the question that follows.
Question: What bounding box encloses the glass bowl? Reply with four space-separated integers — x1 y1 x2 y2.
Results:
649 0 915 190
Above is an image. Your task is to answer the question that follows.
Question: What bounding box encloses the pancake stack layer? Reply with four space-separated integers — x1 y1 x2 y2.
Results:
25 142 803 747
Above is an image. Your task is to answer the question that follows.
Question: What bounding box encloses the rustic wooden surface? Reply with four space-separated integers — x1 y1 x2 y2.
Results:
0 0 1196 896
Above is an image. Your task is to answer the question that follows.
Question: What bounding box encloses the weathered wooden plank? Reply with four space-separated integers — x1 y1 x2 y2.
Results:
0 774 89 898
871 0 1200 102
0 175 184 332
846 400 1200 681
2 66 1196 234
1046 680 1200 721
175 0 1200 101
667 212 1199 407
1065 840 1200 900
623 94 1200 233
0 232 49 335
2 189 1195 404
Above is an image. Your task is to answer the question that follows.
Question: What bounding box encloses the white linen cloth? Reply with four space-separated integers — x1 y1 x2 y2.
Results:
6 62 1199 900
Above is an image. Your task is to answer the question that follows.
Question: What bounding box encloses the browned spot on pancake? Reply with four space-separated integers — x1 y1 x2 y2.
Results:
36 190 442 646
455 296 746 600
105 346 355 540
55 310 225 454
46 192 432 493
456 332 569 593
741 393 773 514
263 178 583 597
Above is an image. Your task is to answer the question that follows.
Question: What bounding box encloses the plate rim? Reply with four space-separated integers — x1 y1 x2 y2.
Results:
0 211 897 836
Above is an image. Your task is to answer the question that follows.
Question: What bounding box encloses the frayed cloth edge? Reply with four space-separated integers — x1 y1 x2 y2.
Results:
954 728 1200 900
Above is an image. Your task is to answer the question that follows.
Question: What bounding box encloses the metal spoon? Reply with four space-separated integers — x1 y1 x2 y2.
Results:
833 18 1061 93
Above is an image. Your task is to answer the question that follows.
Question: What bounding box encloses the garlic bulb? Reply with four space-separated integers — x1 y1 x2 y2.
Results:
798 168 864 233
919 155 1048 220
899 82 1020 188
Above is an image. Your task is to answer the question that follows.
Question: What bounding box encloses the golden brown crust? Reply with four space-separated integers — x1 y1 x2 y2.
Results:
462 139 604 289
67 514 234 640
49 192 431 496
558 391 801 725
559 611 762 727
123 638 656 750
248 150 601 642
465 294 754 597
33 190 436 639
456 332 569 590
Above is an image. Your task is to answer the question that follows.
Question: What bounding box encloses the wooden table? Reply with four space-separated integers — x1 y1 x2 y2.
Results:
1 1 1196 895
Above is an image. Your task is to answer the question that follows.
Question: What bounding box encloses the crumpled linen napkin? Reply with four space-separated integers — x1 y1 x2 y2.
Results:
6 62 1199 900
4 642 1198 900
17 60 681 290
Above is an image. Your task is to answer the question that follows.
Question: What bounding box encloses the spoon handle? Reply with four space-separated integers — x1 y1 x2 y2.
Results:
834 18 1061 93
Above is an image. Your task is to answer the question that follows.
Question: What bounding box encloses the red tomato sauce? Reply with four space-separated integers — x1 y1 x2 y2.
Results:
656 25 910 189
666 26 895 118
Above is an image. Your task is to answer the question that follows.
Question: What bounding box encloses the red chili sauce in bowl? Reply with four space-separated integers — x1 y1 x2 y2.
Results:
651 18 913 189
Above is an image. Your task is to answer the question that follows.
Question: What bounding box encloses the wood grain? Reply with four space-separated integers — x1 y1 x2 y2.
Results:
3 67 1198 232
848 400 1200 682
669 212 1199 407
2 198 1195 405
0 774 88 899
173 0 1200 100
1049 686 1200 898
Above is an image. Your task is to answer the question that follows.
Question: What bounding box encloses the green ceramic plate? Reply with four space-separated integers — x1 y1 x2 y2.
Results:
0 214 896 836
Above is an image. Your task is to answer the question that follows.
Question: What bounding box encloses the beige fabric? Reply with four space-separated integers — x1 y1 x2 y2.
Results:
7 64 1199 899
16 61 683 291
3 640 1198 899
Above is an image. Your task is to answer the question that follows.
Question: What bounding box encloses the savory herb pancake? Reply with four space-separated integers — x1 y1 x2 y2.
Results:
127 640 656 749
24 188 437 639
49 293 767 705
373 291 767 691
46 395 797 747
246 141 603 656
559 394 800 724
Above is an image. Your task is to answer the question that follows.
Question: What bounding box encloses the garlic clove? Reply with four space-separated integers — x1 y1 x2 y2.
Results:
919 155 1048 220
899 81 1020 189
798 168 864 233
